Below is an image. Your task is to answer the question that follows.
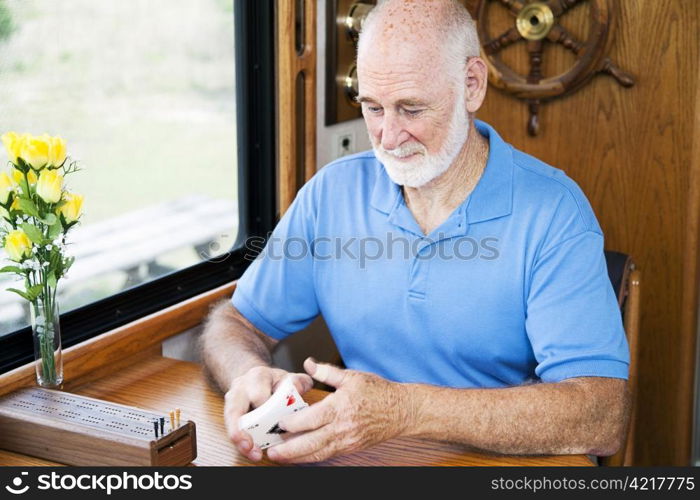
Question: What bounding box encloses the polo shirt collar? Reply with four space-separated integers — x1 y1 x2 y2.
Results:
370 163 402 215
370 119 514 226
466 120 513 224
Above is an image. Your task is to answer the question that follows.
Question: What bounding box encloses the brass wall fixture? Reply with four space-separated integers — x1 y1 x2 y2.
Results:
325 0 376 126
344 64 359 103
515 2 555 41
345 2 374 41
477 0 635 136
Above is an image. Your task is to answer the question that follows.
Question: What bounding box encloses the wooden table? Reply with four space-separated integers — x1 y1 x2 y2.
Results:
0 356 594 466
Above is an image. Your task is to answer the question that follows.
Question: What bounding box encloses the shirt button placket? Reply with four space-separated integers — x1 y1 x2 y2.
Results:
408 237 431 300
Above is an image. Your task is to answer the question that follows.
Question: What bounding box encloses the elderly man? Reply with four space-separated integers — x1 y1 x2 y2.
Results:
201 0 629 464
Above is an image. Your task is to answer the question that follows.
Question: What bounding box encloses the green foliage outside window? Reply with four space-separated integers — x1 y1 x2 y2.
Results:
0 1 14 42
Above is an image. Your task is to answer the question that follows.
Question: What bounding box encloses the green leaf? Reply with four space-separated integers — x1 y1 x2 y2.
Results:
0 265 25 274
26 284 44 301
50 249 61 266
41 214 57 226
18 198 40 218
20 223 44 245
63 256 75 273
46 271 57 289
7 287 32 301
48 220 62 240
52 253 63 277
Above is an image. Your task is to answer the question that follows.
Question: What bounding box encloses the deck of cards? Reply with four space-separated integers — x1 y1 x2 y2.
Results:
238 376 309 450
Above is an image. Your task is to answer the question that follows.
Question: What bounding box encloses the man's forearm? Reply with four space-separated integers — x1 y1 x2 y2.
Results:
200 300 277 392
401 377 629 456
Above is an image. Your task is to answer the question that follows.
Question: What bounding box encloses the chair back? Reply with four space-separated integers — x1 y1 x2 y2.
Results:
600 250 641 466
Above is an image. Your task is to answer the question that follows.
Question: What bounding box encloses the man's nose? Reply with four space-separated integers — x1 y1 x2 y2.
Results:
380 113 408 151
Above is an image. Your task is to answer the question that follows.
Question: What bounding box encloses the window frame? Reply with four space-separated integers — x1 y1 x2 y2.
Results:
0 0 277 375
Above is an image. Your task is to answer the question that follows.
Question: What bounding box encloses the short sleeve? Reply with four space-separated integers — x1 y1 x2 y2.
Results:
526 230 630 382
232 182 320 340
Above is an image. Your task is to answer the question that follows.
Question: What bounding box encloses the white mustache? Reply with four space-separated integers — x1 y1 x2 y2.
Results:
380 143 426 158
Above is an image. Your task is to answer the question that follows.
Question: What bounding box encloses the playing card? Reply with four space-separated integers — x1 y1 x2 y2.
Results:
238 376 308 449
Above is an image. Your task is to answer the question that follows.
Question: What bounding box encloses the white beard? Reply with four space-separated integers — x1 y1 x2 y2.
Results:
371 92 470 188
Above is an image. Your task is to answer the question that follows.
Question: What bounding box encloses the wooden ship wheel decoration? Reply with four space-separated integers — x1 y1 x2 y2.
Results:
476 0 635 135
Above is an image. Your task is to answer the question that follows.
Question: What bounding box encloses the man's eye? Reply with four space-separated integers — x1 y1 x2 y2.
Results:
367 106 383 114
404 108 423 116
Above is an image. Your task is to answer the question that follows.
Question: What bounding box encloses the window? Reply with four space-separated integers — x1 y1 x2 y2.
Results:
0 0 276 372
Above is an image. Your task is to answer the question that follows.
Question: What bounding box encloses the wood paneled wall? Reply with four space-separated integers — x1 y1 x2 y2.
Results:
465 0 699 465
277 0 317 214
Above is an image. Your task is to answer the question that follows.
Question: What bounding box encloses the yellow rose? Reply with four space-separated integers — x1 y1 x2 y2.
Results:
11 168 37 186
59 192 84 223
4 229 32 262
1 132 24 164
48 136 67 167
19 134 51 170
36 169 63 203
0 172 13 204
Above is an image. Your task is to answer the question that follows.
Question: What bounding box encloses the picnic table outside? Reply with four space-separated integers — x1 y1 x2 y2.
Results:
0 195 238 332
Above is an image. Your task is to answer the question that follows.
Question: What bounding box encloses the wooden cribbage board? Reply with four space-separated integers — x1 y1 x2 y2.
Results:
0 388 197 466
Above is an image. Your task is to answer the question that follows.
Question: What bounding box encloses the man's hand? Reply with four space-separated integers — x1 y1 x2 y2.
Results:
224 365 313 462
266 358 412 463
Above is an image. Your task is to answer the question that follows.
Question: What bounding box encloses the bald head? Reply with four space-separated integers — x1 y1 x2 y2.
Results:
357 0 480 83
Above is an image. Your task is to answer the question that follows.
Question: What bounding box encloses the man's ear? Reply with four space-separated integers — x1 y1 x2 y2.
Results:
464 57 488 114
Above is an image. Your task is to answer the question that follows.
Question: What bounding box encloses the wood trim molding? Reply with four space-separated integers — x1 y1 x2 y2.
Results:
679 61 700 465
623 268 641 466
277 0 317 214
0 282 236 398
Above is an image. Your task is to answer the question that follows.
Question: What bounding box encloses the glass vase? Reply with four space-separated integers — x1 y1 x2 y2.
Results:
30 291 63 388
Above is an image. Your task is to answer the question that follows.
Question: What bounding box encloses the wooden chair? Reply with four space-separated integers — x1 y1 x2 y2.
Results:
599 250 641 466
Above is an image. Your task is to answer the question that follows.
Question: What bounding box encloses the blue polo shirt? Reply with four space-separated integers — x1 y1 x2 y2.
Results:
232 120 629 388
